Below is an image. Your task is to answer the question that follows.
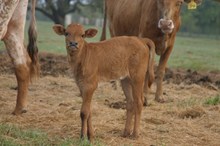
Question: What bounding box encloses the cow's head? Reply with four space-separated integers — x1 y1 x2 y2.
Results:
157 0 202 34
53 23 98 51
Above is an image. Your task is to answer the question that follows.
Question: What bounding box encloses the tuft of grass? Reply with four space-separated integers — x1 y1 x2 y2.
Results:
59 138 104 146
176 97 201 108
0 124 104 146
0 124 49 146
204 95 220 106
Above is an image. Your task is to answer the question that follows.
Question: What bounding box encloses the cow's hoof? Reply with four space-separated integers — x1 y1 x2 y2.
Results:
12 109 27 115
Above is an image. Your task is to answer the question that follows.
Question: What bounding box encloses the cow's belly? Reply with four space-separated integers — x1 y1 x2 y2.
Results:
0 0 19 39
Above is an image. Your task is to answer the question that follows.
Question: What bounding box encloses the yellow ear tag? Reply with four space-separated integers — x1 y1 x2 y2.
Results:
188 0 197 10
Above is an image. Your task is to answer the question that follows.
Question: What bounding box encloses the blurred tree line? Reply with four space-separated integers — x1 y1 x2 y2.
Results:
180 0 220 36
34 0 220 36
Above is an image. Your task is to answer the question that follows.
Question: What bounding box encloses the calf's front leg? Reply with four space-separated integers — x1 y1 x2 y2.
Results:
79 81 97 142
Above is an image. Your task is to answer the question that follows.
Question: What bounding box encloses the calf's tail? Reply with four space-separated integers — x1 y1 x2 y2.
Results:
141 38 155 87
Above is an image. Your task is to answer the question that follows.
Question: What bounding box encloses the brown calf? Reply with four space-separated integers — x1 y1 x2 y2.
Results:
53 23 155 141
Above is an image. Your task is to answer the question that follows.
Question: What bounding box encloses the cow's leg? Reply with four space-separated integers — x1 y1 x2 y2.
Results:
80 81 97 142
2 0 30 115
155 46 173 102
14 64 31 114
121 78 134 137
4 37 31 115
131 79 144 139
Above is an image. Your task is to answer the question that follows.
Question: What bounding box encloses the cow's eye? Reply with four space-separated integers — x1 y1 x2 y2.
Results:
65 32 70 36
82 34 85 38
176 1 183 6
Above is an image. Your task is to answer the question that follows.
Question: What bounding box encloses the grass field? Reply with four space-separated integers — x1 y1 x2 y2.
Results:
0 21 220 71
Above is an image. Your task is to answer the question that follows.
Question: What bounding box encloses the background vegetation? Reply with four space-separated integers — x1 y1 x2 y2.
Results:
180 0 220 36
35 0 220 36
1 0 220 71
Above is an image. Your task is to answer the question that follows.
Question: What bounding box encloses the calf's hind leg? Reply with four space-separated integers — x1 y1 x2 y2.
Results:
131 81 144 138
121 77 134 137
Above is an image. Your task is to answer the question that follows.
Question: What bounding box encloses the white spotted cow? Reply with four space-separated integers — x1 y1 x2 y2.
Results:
0 0 39 115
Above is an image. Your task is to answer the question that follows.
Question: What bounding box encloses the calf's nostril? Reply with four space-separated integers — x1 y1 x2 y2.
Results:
70 42 78 46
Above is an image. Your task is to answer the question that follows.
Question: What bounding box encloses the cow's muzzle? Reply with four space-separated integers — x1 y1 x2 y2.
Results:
158 19 174 34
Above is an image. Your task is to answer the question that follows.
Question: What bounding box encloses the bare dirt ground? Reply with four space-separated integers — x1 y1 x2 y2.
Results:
0 51 220 146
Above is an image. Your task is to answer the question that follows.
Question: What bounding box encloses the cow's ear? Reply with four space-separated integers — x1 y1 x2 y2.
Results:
84 29 98 38
195 0 202 5
184 0 191 3
184 0 202 5
53 24 65 35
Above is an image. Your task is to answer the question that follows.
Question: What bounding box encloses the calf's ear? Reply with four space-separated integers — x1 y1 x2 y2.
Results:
84 29 98 38
53 24 65 35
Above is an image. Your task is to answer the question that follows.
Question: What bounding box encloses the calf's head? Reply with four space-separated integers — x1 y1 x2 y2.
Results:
156 0 202 34
53 23 98 51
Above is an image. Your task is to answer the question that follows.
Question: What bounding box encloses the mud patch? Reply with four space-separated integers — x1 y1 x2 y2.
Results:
164 68 220 89
1 51 220 88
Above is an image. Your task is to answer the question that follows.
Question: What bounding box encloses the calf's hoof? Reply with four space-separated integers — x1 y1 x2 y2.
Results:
143 100 148 106
131 132 140 140
12 108 27 115
123 130 132 138
80 135 93 144
155 96 165 103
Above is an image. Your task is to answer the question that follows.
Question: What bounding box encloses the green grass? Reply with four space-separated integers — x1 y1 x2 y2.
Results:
0 124 49 145
204 95 220 106
0 124 104 146
170 36 220 71
176 97 201 108
0 20 220 71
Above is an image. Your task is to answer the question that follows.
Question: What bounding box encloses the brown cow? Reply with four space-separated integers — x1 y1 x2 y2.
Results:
101 0 202 104
53 23 155 141
0 0 39 115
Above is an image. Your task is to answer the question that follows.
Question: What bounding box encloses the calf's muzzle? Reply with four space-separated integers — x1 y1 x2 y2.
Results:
68 41 78 49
